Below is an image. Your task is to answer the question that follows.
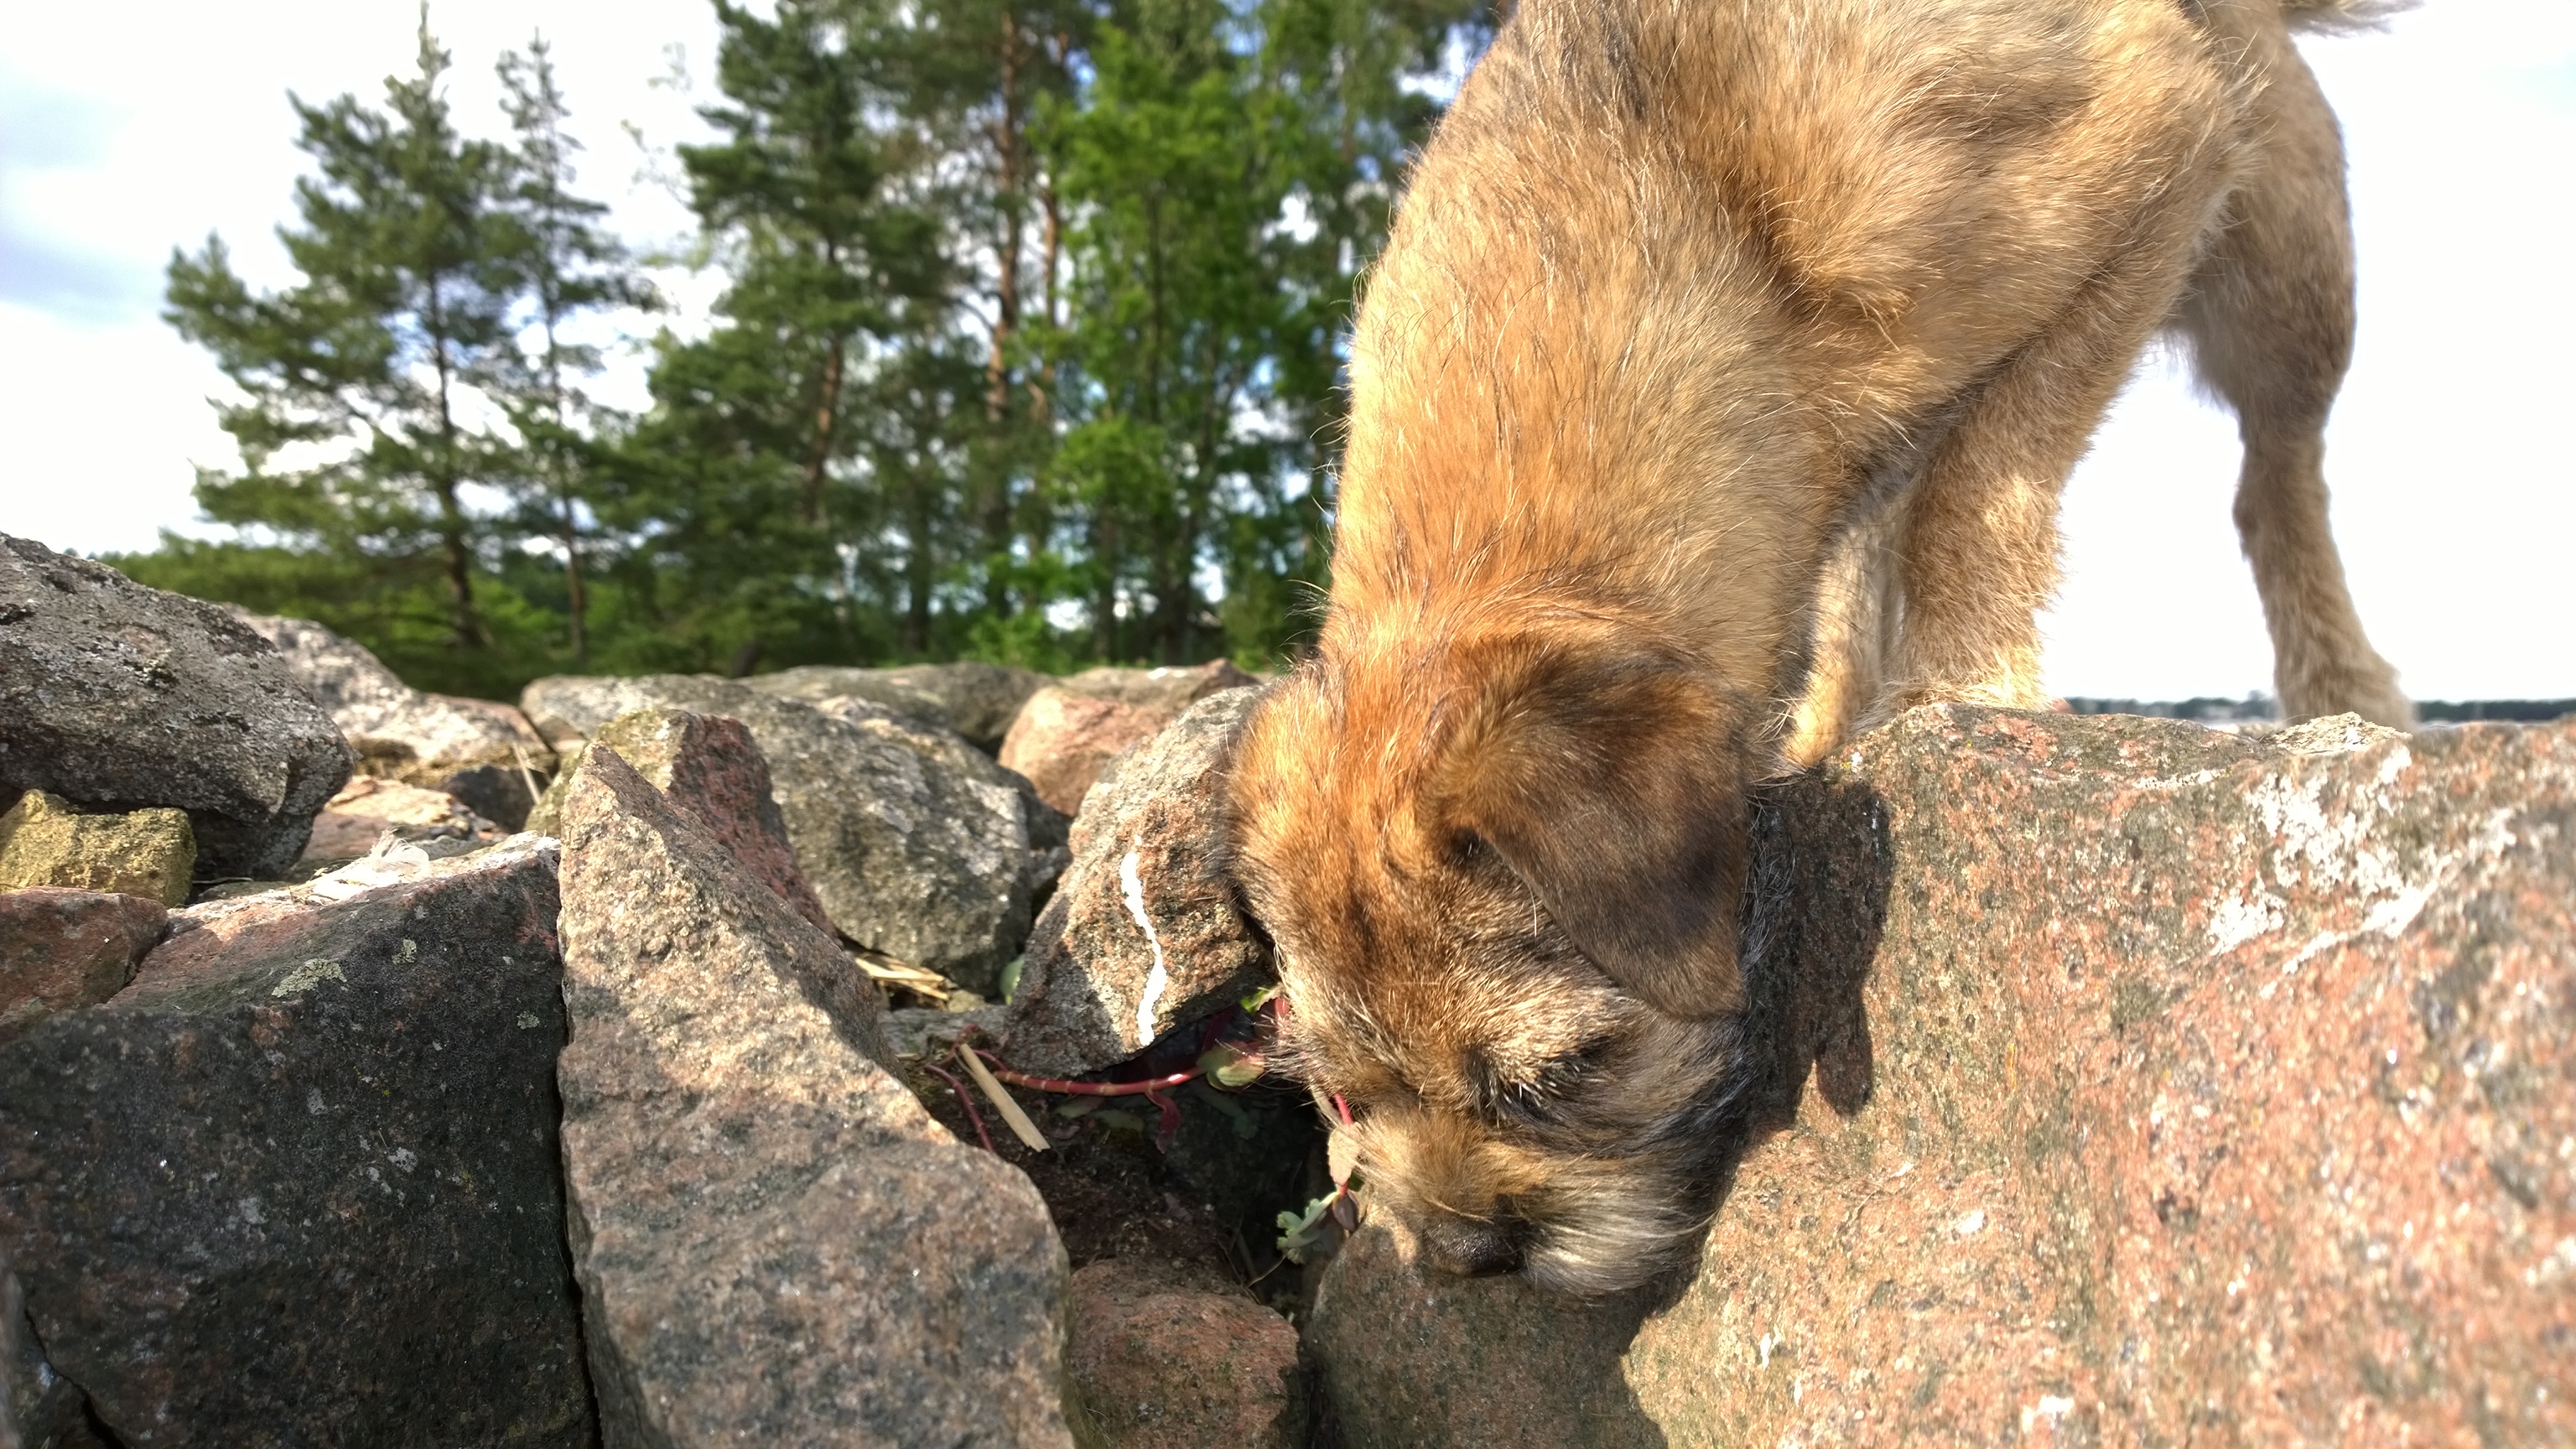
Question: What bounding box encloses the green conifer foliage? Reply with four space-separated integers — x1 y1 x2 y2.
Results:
164 14 522 653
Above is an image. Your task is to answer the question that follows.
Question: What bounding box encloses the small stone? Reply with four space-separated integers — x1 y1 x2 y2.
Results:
0 837 592 1446
0 888 164 1043
0 792 194 906
1066 1259 1306 1449
0 538 351 879
554 746 1072 1448
1003 688 1270 1077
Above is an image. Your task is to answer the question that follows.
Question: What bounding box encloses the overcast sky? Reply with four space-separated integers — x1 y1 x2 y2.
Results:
2 2 2568 699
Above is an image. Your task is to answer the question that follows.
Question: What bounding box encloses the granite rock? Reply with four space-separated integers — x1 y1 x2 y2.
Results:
522 674 1039 993
0 836 593 1447
0 793 194 907
227 610 554 792
553 746 1072 1448
299 775 501 862
747 661 1052 752
1065 1259 1306 1449
1000 690 1171 818
530 707 833 935
3 1258 110 1449
0 537 352 878
0 889 164 1044
1004 688 1270 1077
1059 661 1261 714
1302 709 2576 1446
1000 662 1261 817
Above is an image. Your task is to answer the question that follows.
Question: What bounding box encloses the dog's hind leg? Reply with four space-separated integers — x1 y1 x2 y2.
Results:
1888 213 2223 713
2171 31 2412 727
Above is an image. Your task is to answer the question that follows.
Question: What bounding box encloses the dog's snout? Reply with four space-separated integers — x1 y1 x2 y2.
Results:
1426 1212 1528 1278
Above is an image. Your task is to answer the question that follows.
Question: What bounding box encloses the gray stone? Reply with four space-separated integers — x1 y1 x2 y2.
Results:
746 662 1052 753
1301 709 2576 1447
1003 688 1270 1077
0 889 164 1044
0 536 353 878
522 675 1040 993
0 837 594 1447
227 610 555 790
554 746 1072 1448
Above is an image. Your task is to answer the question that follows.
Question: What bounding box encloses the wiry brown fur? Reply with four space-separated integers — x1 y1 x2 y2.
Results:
1228 0 2412 1295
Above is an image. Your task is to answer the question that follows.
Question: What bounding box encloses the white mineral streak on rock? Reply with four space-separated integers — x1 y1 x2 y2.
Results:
1121 847 1171 1044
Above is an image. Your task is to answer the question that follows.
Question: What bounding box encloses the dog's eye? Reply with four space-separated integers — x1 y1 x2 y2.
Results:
1494 1038 1618 1124
1446 829 1488 866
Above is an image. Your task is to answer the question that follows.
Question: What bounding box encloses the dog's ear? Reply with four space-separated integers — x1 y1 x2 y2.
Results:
1426 636 1751 1019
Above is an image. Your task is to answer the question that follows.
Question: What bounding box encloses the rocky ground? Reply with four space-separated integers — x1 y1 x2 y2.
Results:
3 529 2568 1447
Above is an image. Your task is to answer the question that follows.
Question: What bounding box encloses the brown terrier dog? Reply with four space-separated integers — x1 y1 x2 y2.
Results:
1226 0 2413 1295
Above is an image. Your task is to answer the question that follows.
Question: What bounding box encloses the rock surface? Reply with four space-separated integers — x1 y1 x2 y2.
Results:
1302 709 2576 1447
0 889 164 1044
997 662 1261 818
1000 691 1171 818
523 673 1040 993
227 610 554 791
0 793 194 906
1005 688 1270 1077
299 775 501 861
0 836 594 1447
553 745 1072 1448
531 707 834 935
747 661 1052 753
1061 660 1261 714
0 536 352 878
1065 1259 1306 1449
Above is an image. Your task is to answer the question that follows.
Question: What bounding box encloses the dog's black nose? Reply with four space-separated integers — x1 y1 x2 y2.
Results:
1429 1217 1525 1277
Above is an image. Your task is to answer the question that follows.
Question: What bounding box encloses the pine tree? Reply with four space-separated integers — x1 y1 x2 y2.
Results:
494 33 652 667
621 0 960 668
164 13 522 652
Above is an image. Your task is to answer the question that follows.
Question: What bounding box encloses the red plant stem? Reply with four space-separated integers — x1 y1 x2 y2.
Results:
922 1061 996 1153
969 1046 1200 1097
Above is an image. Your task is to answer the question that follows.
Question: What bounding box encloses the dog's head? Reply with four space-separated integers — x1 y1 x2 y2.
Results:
1226 616 1762 1295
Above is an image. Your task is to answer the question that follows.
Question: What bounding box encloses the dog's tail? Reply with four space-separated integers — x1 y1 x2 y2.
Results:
2278 0 2416 34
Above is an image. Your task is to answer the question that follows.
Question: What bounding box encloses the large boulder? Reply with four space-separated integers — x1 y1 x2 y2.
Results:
522 674 1041 994
1066 1259 1306 1449
0 536 353 878
0 836 594 1447
1000 662 1260 817
554 745 1072 1447
0 792 194 906
1004 688 1270 1076
226 610 553 813
0 889 164 1045
1301 709 2576 1446
746 661 1052 753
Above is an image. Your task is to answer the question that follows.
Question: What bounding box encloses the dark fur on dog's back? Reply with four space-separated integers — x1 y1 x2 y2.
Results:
1228 0 2410 1294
